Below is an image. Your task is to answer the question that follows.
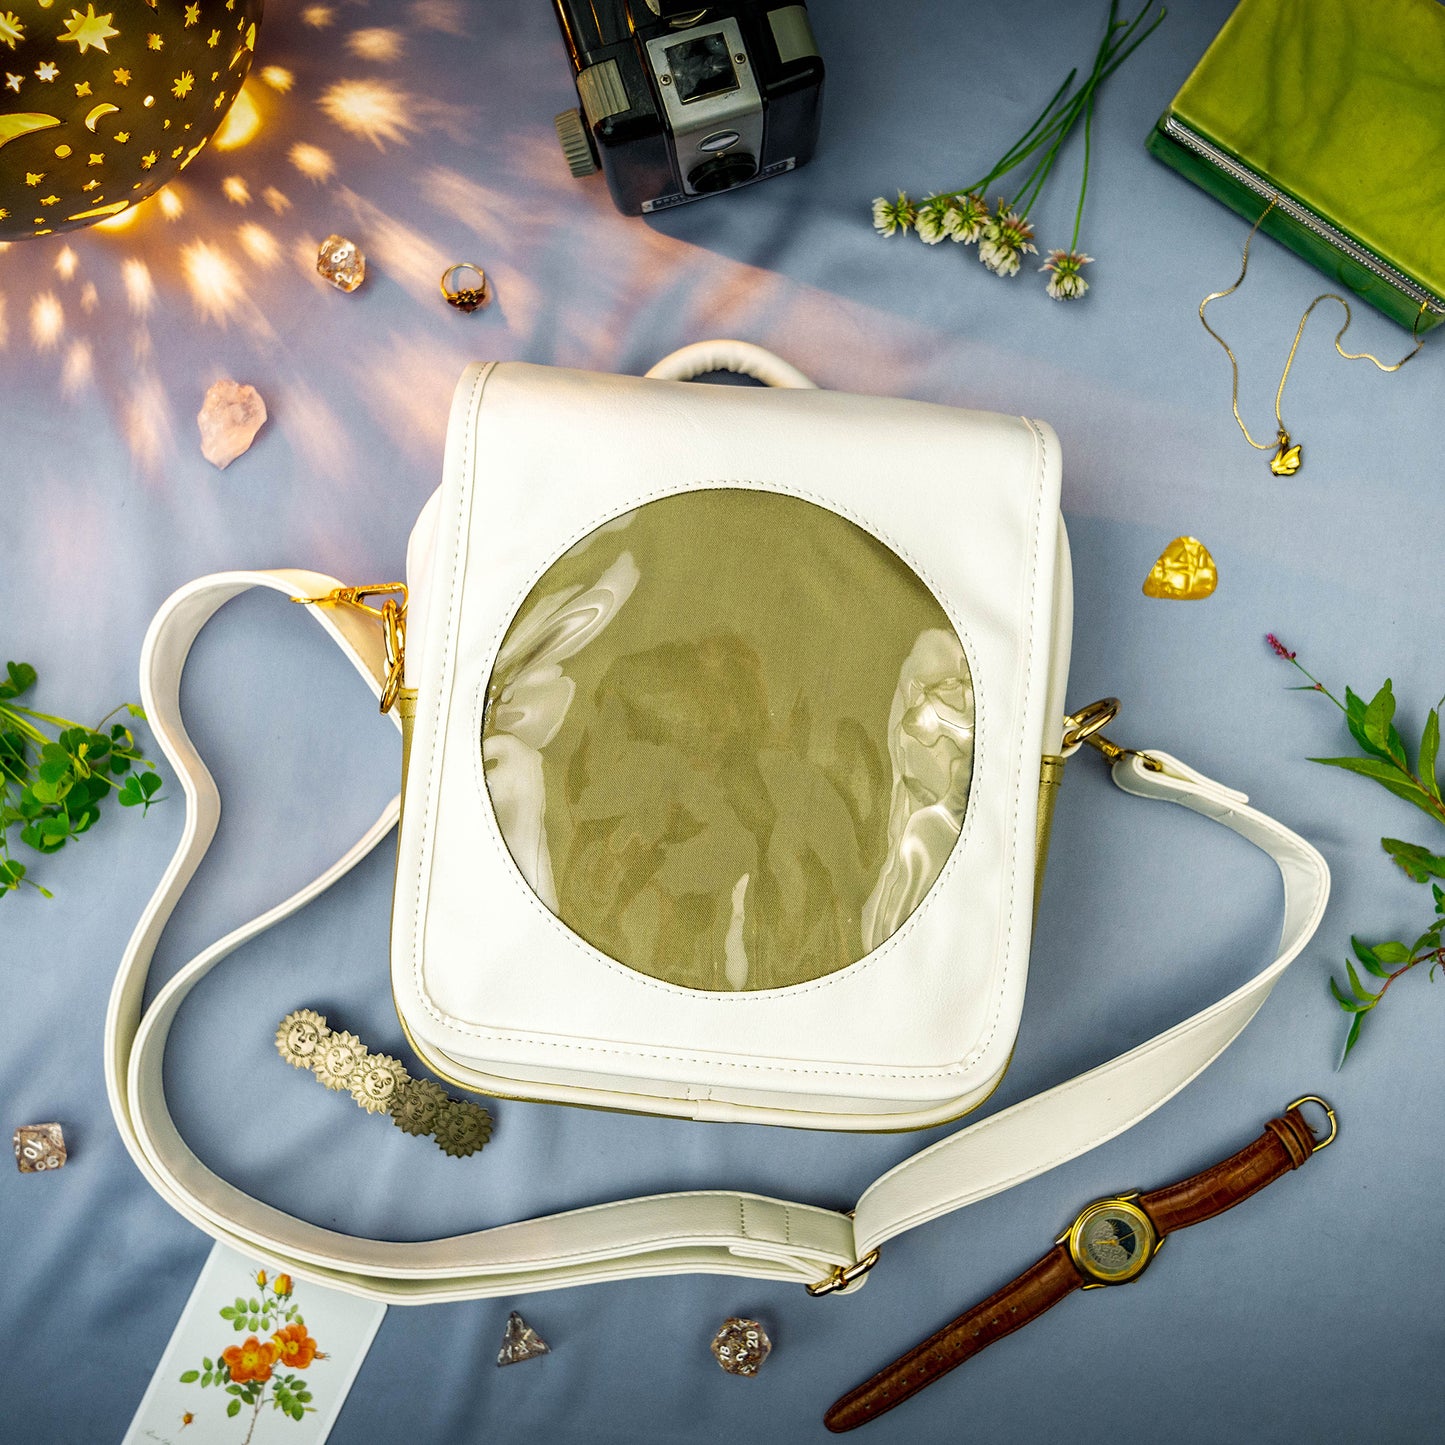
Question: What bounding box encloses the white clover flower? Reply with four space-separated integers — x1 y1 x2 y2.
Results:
871 191 918 238
1039 249 1094 300
915 197 950 244
943 192 990 244
977 203 1037 277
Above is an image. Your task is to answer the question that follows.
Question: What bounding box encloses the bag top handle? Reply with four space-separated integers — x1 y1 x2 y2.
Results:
645 339 818 389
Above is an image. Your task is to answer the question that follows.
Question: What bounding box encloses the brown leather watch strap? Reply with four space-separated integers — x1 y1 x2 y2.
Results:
823 1244 1084 1433
823 1099 1333 1434
1139 1105 1317 1236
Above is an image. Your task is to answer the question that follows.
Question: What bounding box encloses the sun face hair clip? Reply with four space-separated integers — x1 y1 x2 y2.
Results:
440 263 492 313
275 1009 493 1156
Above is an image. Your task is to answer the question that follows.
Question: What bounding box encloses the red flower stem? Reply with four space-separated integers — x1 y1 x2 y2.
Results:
1373 949 1440 1003
1281 654 1349 713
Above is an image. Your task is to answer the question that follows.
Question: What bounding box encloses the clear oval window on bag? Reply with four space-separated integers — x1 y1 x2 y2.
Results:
481 488 975 992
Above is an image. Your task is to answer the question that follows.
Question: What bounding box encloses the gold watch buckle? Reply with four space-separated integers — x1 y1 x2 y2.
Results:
292 582 409 714
806 1249 881 1297
1287 1095 1338 1152
1062 697 1164 773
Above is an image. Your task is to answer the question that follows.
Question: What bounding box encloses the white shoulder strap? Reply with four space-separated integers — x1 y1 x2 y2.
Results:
853 749 1328 1257
105 572 1328 1303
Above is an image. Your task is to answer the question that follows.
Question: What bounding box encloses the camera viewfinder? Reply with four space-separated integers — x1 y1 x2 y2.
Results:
665 33 739 104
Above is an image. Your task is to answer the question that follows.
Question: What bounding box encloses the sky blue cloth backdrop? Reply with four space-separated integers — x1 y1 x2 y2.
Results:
2 1 1442 1441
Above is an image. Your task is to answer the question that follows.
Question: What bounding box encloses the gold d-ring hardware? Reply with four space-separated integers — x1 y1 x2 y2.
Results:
291 582 409 714
807 1249 881 1297
1287 1095 1338 1152
1061 697 1164 772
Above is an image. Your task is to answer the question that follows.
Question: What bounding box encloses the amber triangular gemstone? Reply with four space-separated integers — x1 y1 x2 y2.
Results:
1142 536 1217 600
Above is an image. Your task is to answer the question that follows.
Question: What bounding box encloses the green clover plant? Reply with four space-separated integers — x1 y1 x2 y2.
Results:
1268 635 1444 1062
0 659 164 900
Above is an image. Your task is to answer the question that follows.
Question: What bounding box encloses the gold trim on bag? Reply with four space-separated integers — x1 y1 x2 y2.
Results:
1034 754 1067 921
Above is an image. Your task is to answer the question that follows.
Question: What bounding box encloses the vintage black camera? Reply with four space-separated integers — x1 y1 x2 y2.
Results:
552 1 824 215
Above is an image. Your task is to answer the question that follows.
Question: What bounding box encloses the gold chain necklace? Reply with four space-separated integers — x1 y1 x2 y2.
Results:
1199 197 1427 475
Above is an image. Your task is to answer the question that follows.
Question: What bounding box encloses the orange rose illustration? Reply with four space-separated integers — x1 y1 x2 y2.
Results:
222 1336 279 1384
271 1322 322 1370
183 1267 327 1429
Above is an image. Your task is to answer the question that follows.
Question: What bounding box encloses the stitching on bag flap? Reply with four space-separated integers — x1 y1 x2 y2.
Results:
410 363 492 1035
964 417 1049 1069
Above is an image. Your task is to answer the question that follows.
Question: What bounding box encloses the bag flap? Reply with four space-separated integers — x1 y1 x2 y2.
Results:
392 361 1064 1116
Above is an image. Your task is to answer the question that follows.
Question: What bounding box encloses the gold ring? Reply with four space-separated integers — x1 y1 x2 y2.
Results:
440 263 491 313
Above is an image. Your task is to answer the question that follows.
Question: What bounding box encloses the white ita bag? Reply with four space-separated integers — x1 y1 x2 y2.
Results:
107 342 1329 1301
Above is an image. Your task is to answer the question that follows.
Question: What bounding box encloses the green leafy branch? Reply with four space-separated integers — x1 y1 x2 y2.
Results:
1303 677 1444 831
177 1367 314 1424
1331 898 1445 1060
1268 635 1444 1061
0 659 164 900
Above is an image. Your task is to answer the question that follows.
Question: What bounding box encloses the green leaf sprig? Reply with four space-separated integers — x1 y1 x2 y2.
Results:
1267 634 1444 1061
0 659 164 900
1332 907 1445 1062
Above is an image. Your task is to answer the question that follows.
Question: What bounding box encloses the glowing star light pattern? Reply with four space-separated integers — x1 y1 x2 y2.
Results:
57 6 120 56
0 0 523 477
0 0 262 239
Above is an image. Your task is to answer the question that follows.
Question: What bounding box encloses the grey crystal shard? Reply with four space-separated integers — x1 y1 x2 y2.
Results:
497 1311 550 1366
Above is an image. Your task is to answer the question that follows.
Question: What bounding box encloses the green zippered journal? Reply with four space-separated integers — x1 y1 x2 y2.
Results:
1147 0 1445 334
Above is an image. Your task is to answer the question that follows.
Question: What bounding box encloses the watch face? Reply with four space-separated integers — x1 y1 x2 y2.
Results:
1068 1199 1157 1284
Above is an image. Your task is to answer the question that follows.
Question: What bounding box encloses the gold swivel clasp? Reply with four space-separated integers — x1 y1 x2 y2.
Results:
1061 698 1163 772
291 582 408 714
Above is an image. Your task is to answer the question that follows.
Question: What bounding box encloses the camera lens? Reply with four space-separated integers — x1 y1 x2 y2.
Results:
688 151 757 193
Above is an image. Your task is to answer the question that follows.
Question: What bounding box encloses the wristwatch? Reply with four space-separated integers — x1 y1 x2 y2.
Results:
824 1096 1336 1434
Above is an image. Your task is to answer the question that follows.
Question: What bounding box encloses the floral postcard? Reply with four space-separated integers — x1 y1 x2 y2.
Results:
124 1242 386 1445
